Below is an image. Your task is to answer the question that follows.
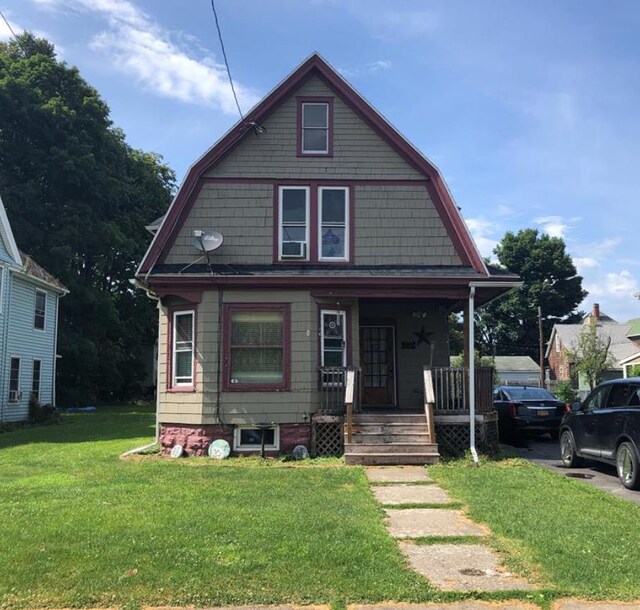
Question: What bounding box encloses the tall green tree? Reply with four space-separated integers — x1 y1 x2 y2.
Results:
0 33 175 404
476 229 587 359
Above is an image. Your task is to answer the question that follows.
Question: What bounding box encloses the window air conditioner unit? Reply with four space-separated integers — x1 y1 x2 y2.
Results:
8 390 21 403
281 241 306 259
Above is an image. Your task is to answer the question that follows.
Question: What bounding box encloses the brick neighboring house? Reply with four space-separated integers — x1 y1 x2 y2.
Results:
546 303 640 392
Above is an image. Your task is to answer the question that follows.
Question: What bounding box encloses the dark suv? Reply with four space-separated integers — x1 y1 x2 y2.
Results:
560 377 640 490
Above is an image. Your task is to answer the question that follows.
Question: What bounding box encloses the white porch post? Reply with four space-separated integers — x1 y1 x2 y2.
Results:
468 285 478 464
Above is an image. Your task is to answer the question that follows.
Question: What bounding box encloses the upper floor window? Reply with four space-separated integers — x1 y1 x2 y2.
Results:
34 290 46 330
298 98 333 156
279 186 309 260
319 187 349 261
172 310 195 387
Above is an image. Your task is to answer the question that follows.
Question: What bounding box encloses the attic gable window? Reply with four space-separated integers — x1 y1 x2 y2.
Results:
298 98 333 156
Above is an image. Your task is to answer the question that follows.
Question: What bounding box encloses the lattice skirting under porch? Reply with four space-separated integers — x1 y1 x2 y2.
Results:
434 414 499 458
311 415 344 457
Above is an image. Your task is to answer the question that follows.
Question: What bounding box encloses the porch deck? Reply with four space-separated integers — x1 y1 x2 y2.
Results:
313 366 497 462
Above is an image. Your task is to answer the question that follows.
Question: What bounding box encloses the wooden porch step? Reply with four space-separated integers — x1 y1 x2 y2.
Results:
345 442 439 454
349 432 433 444
345 452 440 466
353 413 426 424
349 423 430 435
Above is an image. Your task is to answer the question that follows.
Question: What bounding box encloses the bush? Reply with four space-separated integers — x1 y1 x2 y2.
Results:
28 393 60 424
554 380 578 404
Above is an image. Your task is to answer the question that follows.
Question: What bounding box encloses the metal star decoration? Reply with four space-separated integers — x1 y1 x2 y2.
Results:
412 326 434 346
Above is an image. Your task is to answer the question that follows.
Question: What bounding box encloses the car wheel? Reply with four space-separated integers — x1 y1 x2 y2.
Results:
560 430 584 468
616 442 640 490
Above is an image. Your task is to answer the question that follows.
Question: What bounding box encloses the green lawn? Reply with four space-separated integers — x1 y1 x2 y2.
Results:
0 405 434 609
431 457 640 600
2 407 640 610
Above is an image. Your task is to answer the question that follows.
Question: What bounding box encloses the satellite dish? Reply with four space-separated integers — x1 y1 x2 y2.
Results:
208 439 231 459
192 230 224 253
170 445 184 458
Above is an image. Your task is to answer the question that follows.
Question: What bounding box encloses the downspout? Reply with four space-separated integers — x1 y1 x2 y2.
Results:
122 280 161 457
468 285 478 465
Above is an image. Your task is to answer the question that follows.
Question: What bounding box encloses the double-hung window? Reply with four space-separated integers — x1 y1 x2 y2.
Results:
301 102 329 154
9 357 20 402
225 304 289 390
279 186 309 260
319 187 349 261
34 290 46 330
32 359 42 401
171 310 195 387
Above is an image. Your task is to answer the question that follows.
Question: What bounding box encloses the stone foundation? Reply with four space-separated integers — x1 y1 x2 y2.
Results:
159 423 311 457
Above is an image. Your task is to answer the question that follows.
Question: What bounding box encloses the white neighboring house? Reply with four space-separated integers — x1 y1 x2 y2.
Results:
0 196 68 423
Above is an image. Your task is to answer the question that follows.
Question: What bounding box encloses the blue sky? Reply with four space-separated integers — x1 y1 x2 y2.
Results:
2 0 640 321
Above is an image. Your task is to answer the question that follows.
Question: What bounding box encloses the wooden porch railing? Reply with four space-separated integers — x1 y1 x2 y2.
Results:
318 367 360 416
422 367 436 444
425 366 494 414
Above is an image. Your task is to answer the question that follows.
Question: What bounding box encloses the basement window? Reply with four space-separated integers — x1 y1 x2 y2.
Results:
233 425 280 451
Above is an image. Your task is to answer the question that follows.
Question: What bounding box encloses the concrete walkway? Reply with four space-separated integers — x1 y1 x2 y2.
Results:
365 466 536 592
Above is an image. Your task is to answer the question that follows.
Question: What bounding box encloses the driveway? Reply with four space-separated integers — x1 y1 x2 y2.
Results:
505 436 640 506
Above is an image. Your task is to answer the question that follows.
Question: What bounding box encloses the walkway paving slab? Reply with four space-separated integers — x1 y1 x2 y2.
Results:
351 602 540 610
366 466 431 483
372 483 450 505
399 542 536 591
553 602 640 610
385 508 487 538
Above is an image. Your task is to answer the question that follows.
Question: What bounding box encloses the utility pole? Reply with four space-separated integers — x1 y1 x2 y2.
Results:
538 305 545 388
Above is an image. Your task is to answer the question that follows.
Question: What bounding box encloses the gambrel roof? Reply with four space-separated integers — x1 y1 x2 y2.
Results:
138 53 487 277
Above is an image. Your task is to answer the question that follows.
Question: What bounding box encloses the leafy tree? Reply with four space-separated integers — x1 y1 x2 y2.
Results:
554 380 578 404
0 33 175 404
476 229 587 360
568 324 615 390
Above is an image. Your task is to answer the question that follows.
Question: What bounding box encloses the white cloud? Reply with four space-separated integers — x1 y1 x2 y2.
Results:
603 271 639 297
574 257 598 273
339 59 392 78
466 217 499 260
358 8 439 41
30 0 259 113
534 214 582 239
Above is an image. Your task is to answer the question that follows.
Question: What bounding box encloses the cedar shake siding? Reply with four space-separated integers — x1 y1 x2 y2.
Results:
164 182 462 267
205 76 423 181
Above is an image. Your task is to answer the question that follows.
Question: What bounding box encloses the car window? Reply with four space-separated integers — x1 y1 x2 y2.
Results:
503 387 555 401
583 385 609 411
606 384 629 408
628 386 640 407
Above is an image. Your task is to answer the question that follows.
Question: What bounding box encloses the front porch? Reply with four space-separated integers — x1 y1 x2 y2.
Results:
313 365 497 463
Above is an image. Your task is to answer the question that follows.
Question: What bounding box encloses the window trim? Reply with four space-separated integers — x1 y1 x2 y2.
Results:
168 307 196 392
34 289 46 331
233 424 280 451
274 183 353 265
32 358 42 402
318 186 350 262
222 303 291 392
0 266 4 314
8 356 21 403
296 97 333 157
278 186 310 262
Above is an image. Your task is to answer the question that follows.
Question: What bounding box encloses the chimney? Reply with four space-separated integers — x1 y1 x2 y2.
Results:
592 303 600 320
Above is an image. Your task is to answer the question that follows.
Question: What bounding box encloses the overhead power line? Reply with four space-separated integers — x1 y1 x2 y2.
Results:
210 0 244 120
0 9 18 40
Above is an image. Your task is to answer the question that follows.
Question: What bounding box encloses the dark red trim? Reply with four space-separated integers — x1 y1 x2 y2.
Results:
201 177 428 186
138 54 485 275
221 303 291 392
273 183 353 265
166 305 198 393
155 288 203 303
296 97 334 157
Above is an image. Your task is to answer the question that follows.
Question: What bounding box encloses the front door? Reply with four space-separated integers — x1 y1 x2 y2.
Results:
360 326 396 407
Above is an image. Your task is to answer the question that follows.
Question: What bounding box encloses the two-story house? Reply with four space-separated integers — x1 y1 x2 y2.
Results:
0 197 67 423
136 54 519 463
